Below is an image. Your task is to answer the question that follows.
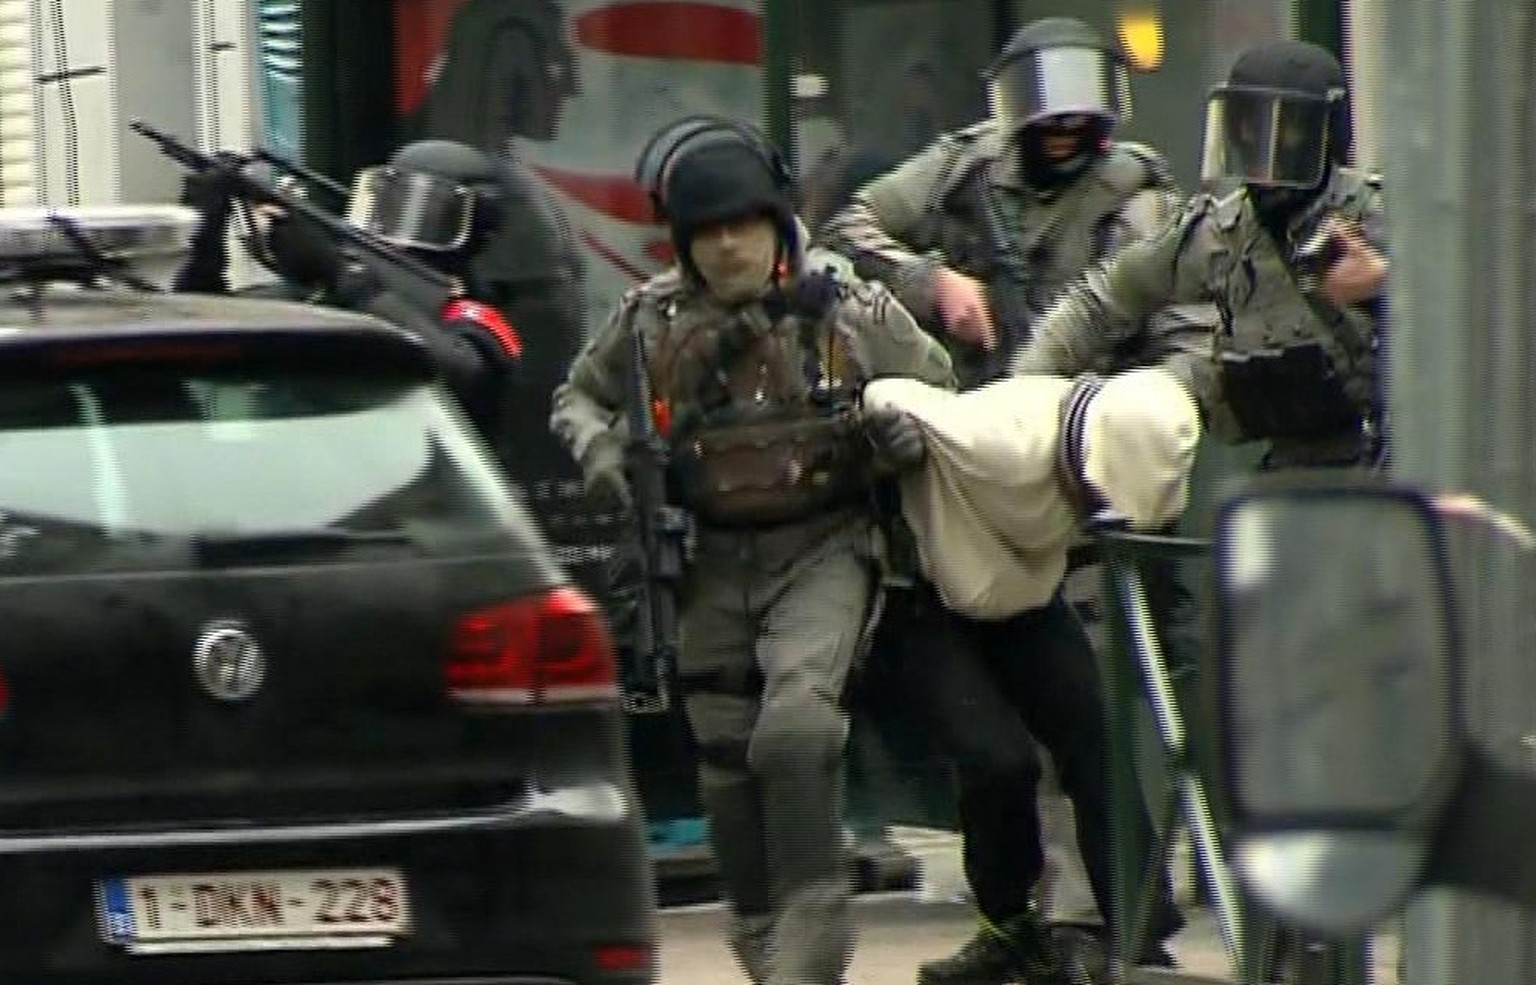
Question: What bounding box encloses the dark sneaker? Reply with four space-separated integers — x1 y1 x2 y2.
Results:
918 911 1090 985
1138 942 1177 968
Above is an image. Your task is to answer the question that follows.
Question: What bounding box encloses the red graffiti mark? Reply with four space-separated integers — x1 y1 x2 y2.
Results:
581 230 655 283
530 164 656 225
574 2 762 65
644 239 676 265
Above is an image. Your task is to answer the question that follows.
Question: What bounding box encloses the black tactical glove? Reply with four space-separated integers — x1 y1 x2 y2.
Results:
580 433 633 511
765 264 842 322
863 406 927 473
788 265 841 320
178 151 247 218
265 211 343 290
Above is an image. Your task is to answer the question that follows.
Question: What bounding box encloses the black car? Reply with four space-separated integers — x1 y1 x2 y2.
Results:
0 278 657 983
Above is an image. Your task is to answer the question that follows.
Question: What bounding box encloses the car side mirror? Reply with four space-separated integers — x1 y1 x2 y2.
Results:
1213 476 1465 935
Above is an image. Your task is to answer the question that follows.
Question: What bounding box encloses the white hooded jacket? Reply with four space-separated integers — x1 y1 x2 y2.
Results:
862 367 1201 620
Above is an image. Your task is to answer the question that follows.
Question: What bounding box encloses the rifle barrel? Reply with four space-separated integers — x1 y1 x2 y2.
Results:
130 120 456 297
254 149 351 200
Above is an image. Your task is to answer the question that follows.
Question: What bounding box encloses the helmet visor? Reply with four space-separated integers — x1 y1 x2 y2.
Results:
987 45 1129 130
346 166 475 252
1201 87 1332 189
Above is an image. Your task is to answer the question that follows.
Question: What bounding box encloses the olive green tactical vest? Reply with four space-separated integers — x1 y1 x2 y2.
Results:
628 266 876 526
1203 170 1381 423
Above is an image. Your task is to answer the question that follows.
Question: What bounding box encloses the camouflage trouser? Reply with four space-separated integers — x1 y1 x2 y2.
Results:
679 517 880 985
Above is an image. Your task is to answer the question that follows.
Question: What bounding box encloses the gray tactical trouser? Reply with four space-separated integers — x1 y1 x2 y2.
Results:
679 515 879 985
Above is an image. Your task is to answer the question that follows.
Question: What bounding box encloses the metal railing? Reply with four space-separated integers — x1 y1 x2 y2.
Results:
1093 527 1373 985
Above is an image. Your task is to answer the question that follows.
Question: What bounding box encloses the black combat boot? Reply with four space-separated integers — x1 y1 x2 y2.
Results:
917 909 1091 985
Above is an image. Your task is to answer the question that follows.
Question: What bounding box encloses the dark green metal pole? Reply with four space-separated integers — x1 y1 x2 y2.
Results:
762 0 795 165
1101 556 1149 982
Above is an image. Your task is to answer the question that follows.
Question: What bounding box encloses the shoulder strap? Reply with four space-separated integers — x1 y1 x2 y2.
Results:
930 122 1006 210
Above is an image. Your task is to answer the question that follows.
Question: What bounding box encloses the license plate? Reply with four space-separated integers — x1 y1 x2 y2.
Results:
97 868 409 953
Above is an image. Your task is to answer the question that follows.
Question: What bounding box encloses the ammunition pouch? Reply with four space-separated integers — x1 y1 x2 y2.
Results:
1219 341 1361 442
669 407 874 528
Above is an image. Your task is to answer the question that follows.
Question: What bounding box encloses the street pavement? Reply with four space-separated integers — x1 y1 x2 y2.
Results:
655 827 1404 985
658 893 1403 984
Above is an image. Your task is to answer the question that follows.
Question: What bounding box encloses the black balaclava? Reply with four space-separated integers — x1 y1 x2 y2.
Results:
991 18 1117 189
1227 40 1350 226
1019 117 1112 189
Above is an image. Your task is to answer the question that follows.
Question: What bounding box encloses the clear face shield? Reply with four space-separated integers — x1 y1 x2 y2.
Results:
986 45 1131 132
346 167 476 252
1200 87 1335 189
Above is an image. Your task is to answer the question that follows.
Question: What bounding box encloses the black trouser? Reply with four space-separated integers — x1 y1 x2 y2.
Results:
874 581 1183 943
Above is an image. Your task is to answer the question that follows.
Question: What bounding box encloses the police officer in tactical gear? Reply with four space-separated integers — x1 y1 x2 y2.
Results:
173 140 527 468
823 18 1194 983
823 16 1211 389
343 140 532 464
551 116 953 985
1013 39 1390 472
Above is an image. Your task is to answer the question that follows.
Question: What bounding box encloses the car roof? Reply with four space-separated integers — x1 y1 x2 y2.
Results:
0 288 414 343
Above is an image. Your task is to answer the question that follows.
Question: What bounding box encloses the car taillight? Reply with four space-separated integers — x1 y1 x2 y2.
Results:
593 942 653 973
446 586 618 706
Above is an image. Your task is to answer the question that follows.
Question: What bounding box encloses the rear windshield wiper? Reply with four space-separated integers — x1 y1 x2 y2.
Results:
193 527 414 565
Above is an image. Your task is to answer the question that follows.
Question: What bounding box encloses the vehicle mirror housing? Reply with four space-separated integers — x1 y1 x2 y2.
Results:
1213 475 1465 934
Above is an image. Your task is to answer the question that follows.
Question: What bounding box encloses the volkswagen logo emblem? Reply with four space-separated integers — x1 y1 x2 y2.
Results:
192 620 267 702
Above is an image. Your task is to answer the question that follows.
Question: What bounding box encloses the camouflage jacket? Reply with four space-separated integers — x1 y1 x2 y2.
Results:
549 235 954 547
820 119 1217 388
1012 167 1387 452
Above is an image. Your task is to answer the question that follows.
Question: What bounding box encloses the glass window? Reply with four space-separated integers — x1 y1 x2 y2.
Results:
0 367 531 575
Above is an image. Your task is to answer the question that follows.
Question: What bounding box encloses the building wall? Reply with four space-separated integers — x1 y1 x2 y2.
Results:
2 0 258 208
1343 0 1385 171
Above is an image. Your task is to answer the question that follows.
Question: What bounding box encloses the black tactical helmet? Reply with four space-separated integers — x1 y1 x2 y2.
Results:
347 140 506 256
634 115 797 271
986 17 1130 135
1201 41 1350 190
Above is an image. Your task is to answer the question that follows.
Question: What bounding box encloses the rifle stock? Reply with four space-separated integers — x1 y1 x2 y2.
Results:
130 120 456 317
620 320 690 714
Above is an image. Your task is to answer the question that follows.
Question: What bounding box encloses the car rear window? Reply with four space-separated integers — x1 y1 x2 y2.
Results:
0 364 534 574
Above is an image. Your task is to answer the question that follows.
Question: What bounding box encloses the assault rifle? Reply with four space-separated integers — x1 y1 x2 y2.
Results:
253 148 351 204
619 321 692 714
131 121 457 318
964 165 1039 383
